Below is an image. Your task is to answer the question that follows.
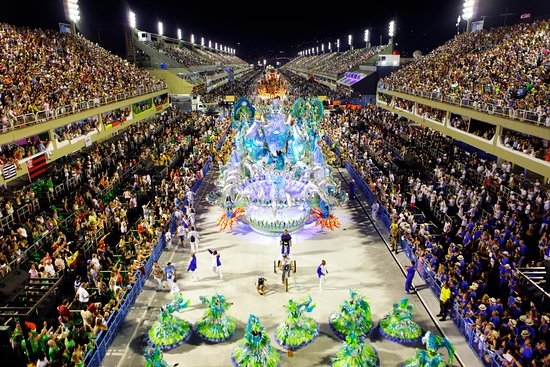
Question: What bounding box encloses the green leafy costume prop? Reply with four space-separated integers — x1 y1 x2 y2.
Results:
274 294 318 351
402 330 456 367
231 314 281 367
379 297 423 344
331 331 379 367
146 292 192 350
195 293 237 343
329 289 374 340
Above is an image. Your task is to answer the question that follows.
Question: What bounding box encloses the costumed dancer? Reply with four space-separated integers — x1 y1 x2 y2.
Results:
280 229 292 256
145 292 192 351
378 297 423 345
231 314 281 367
195 293 237 343
329 289 374 340
331 331 379 367
144 345 170 367
402 330 455 367
275 294 319 351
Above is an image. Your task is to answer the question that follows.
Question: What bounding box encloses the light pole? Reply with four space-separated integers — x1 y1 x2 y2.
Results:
128 10 136 65
463 0 476 32
336 39 340 52
364 29 370 48
66 0 80 34
348 34 353 51
388 20 395 45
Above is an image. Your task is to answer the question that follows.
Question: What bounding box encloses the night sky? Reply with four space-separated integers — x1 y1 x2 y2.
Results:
1 0 548 63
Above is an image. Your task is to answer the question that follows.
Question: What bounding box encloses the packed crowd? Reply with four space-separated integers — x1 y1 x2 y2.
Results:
384 94 550 163
284 45 386 76
1 15 549 367
322 104 550 366
0 23 166 130
379 20 550 125
2 105 228 367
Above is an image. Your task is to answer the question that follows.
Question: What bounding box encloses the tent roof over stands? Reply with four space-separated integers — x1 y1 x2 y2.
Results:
0 271 63 319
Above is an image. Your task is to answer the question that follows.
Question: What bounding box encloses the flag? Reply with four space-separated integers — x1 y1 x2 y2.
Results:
520 13 531 19
27 153 48 181
1 163 17 179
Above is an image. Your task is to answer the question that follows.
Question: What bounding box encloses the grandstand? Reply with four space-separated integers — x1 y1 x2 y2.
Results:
0 10 549 367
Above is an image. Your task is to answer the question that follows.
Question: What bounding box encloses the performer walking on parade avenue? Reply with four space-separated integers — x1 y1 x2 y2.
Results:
404 260 416 294
208 249 223 280
280 228 292 256
187 252 199 282
317 260 328 291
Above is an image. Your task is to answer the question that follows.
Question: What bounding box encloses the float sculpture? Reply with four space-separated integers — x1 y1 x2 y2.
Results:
208 96 347 235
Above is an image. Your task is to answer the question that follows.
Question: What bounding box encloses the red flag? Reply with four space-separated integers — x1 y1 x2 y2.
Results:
520 13 531 19
27 153 48 181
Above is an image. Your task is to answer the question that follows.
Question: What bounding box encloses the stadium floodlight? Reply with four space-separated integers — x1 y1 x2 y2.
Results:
321 44 324 53
463 0 476 32
128 10 136 29
208 40 212 49
348 34 353 51
157 21 163 37
177 28 182 40
336 39 340 52
462 0 475 20
388 20 395 45
67 0 80 23
190 34 195 44
328 42 332 52
66 0 80 34
364 29 370 48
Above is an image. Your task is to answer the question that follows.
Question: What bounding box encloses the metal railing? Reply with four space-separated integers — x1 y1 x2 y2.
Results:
377 83 549 127
1 85 166 133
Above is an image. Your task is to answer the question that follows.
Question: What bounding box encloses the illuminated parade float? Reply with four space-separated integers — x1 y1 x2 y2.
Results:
208 93 348 235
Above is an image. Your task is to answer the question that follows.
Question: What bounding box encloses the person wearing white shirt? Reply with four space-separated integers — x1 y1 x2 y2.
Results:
44 259 56 277
75 282 91 306
187 226 200 253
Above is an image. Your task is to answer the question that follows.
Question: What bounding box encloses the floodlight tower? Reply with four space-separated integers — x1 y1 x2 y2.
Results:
463 0 476 32
66 0 80 34
348 34 353 51
128 10 137 65
364 29 370 48
388 20 395 45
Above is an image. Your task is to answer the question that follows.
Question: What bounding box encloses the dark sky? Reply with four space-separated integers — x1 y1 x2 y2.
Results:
1 0 548 63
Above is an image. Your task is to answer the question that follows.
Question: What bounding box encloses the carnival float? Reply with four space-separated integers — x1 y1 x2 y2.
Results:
208 95 347 235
